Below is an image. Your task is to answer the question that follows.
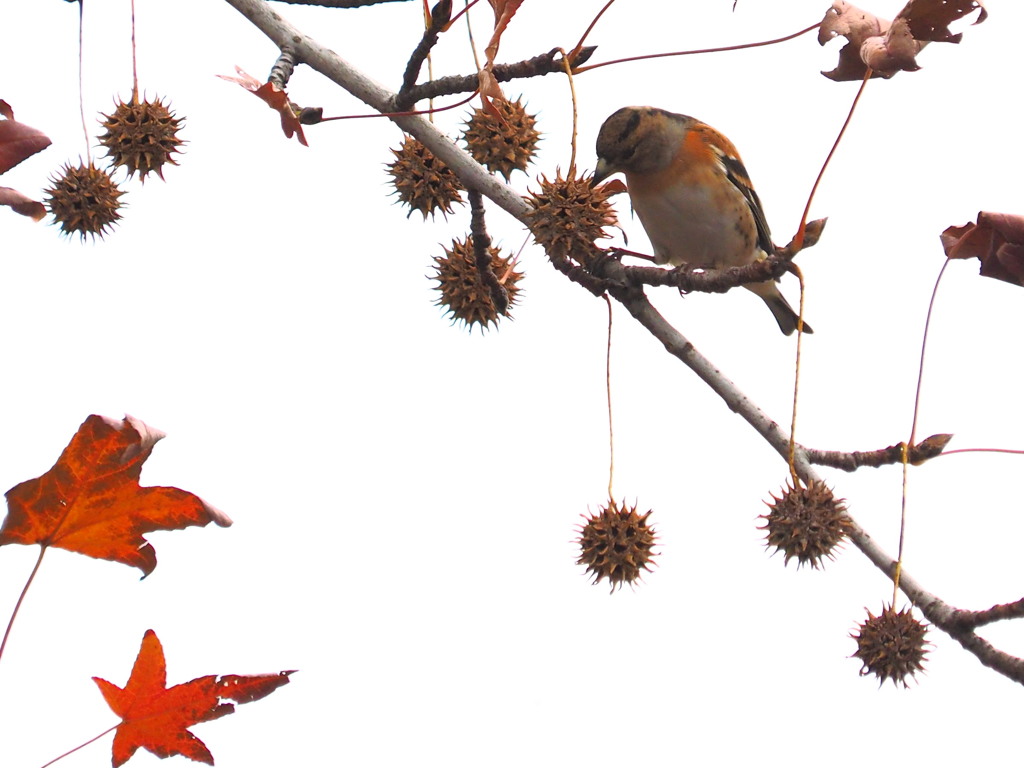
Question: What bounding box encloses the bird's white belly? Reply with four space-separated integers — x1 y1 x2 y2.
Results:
629 183 753 269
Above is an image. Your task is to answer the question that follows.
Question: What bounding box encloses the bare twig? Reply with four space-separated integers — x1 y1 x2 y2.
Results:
395 0 453 110
270 0 412 6
468 189 508 316
269 47 298 88
398 47 596 106
808 434 953 471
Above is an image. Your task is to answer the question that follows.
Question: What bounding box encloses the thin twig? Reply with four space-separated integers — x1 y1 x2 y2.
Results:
397 47 596 106
468 189 508 316
807 434 953 471
396 0 452 110
269 47 299 89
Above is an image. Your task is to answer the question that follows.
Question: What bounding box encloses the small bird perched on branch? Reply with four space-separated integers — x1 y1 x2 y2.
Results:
593 106 812 335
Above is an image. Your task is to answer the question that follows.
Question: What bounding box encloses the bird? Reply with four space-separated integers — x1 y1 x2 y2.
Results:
592 106 812 335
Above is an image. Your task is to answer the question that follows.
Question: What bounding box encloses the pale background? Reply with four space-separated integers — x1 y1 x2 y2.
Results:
2 1 1022 766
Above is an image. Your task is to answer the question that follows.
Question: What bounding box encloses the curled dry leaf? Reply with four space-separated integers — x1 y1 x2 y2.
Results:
0 415 231 576
942 212 1024 288
477 0 526 113
819 0 986 81
900 0 987 43
0 186 46 220
93 630 294 767
0 99 52 174
217 66 309 146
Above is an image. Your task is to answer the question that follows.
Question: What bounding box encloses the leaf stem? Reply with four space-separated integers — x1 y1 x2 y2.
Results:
604 293 615 502
895 258 950 603
0 545 48 668
794 66 870 250
39 723 119 768
573 20 820 74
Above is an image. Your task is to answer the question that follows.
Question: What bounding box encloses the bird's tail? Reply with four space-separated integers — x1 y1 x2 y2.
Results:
746 282 813 336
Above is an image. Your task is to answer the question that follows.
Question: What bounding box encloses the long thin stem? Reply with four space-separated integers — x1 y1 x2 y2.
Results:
794 67 871 250
574 21 820 74
39 724 118 768
130 0 139 100
0 546 48 667
76 1 89 158
895 259 950 603
787 264 808 488
604 294 615 501
556 48 579 177
571 0 618 59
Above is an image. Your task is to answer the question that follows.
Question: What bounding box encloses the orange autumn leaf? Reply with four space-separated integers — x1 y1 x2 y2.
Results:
818 0 985 81
942 211 1024 288
0 415 231 576
93 630 294 767
216 66 309 146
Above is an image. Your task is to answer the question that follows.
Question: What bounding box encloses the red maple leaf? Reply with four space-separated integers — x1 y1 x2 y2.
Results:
93 630 294 767
1 415 231 576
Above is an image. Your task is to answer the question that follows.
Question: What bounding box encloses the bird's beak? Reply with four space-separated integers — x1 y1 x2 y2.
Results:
591 157 613 187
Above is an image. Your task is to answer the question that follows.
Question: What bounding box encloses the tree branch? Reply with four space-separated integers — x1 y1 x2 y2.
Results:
397 47 597 106
269 0 412 7
468 189 508 316
220 0 1024 687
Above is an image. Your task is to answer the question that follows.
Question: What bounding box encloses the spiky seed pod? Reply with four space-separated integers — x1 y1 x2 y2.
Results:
577 499 657 592
852 604 929 687
387 136 464 220
432 237 523 331
760 481 852 569
98 95 184 182
45 161 125 240
525 171 617 266
462 97 540 180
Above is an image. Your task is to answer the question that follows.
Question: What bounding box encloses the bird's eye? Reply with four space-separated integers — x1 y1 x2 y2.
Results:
619 146 637 162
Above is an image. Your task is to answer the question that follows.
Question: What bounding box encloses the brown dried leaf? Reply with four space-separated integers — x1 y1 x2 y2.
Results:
0 100 52 174
0 186 46 220
819 0 985 81
897 0 987 44
942 212 1024 288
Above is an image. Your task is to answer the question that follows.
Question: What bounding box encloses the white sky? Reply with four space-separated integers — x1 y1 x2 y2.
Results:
2 1 1023 766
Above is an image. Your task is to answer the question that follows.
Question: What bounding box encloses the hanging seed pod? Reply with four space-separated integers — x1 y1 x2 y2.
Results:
45 161 125 240
387 136 464 220
432 236 523 331
852 604 929 687
577 499 657 592
525 171 617 266
462 97 540 180
760 481 852 569
98 95 184 182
